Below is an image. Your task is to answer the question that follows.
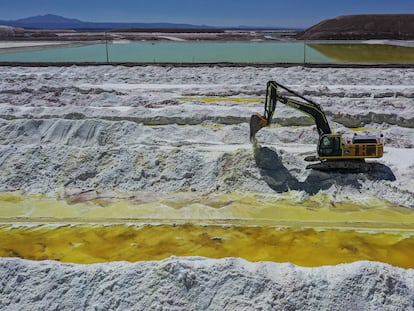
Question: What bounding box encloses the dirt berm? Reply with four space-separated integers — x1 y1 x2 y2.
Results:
297 14 414 40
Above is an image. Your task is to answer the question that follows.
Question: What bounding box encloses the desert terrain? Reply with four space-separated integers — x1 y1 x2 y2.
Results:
0 64 413 310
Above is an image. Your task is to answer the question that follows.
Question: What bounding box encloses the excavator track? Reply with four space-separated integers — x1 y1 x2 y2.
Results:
306 160 371 172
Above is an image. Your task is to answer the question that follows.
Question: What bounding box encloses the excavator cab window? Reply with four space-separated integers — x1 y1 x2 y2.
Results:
319 135 342 156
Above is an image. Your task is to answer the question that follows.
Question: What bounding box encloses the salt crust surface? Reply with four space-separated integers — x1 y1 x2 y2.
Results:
1 66 414 310
0 65 413 206
1 257 413 311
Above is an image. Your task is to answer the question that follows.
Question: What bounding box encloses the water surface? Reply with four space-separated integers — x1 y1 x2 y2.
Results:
0 41 330 63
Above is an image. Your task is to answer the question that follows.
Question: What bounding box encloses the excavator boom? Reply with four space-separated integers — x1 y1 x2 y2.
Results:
250 81 331 140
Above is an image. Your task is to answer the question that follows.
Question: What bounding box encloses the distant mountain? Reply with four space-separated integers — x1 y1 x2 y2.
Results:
297 14 414 40
0 14 214 30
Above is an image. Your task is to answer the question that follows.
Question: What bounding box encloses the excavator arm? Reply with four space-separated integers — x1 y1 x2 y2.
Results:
250 81 332 140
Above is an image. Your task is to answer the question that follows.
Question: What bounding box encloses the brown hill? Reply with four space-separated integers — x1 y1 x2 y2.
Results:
297 14 414 40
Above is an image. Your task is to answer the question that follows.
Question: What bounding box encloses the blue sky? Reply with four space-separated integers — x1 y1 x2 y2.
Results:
1 0 413 28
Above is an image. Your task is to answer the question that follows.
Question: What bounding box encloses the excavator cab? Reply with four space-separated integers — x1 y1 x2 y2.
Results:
318 135 343 157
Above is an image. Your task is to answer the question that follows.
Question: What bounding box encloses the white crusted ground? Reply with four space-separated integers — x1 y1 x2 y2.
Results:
1 65 414 310
1 257 414 311
0 65 413 205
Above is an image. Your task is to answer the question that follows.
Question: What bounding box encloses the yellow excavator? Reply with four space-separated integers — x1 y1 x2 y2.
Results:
250 81 384 171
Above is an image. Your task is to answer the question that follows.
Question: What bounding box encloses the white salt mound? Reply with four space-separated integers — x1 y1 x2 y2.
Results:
1 257 413 311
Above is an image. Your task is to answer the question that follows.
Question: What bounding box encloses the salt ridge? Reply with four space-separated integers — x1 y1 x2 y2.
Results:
1 257 413 311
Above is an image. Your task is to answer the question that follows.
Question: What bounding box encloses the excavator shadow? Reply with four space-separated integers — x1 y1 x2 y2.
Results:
253 145 396 195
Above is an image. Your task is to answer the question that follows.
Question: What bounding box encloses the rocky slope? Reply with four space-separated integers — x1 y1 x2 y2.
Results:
297 14 414 40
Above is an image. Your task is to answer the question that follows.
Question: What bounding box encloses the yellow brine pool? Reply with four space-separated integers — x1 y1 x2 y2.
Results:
0 191 413 267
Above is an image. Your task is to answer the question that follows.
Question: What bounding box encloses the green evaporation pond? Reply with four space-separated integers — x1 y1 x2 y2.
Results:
0 41 330 63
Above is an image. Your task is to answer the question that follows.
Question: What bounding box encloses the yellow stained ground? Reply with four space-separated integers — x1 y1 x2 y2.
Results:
179 97 261 103
179 96 263 103
0 191 413 267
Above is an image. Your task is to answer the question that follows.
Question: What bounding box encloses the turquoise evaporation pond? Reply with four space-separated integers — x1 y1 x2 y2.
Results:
0 41 332 63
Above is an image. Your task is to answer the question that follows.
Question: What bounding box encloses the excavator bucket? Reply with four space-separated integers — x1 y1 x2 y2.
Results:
249 113 268 141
